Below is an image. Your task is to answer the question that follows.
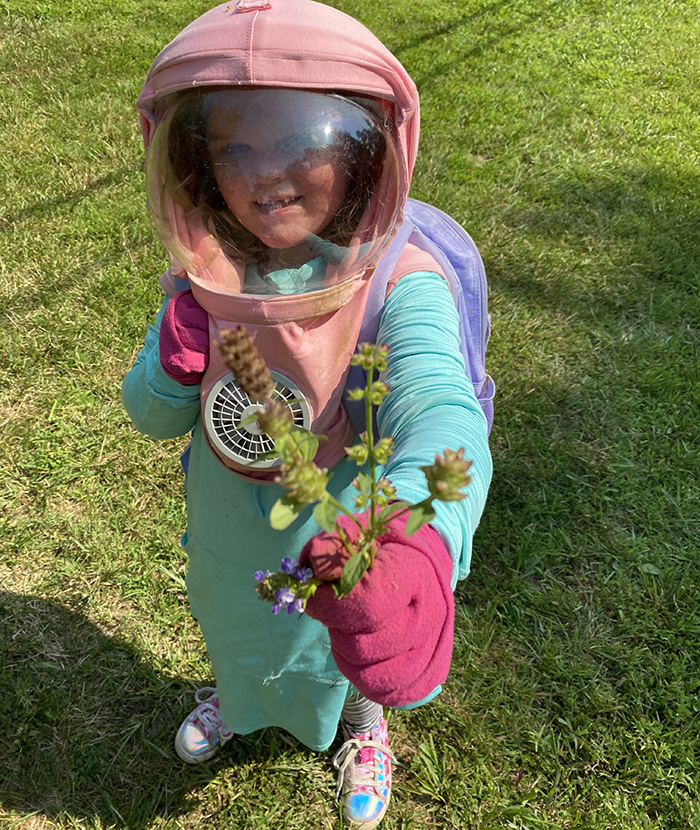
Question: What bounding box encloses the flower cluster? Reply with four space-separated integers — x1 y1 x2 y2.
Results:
220 326 275 401
350 342 390 373
256 398 293 437
420 447 473 502
254 557 319 614
276 458 329 505
250 340 476 611
281 556 314 583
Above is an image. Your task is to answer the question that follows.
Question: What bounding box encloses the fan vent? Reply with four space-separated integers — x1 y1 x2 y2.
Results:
204 371 311 468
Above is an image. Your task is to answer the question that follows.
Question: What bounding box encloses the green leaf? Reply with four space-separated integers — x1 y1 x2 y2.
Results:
238 411 260 428
404 501 436 536
354 471 372 496
313 500 340 534
640 562 661 575
339 552 369 595
288 430 319 461
376 501 412 525
269 498 303 530
273 433 294 460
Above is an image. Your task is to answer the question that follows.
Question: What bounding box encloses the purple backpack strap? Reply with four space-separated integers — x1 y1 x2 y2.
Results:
344 218 416 435
357 217 416 346
400 201 494 434
346 199 494 436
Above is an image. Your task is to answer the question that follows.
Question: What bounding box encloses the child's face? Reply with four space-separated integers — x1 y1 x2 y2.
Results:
207 97 351 259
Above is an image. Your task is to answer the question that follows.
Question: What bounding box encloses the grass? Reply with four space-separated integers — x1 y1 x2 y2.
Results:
1 0 699 827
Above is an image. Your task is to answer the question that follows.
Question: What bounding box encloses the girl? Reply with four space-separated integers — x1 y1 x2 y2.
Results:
123 1 492 827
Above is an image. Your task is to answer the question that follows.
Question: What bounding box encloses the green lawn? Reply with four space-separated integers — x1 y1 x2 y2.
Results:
1 0 699 828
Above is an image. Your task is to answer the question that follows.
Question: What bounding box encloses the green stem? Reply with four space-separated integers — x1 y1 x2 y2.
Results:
325 494 365 559
336 522 356 558
381 497 436 526
365 365 379 562
326 494 359 524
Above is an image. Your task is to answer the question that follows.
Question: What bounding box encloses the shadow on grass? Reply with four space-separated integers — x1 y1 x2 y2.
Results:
390 0 567 85
0 592 232 827
0 166 139 232
489 163 700 318
469 162 700 587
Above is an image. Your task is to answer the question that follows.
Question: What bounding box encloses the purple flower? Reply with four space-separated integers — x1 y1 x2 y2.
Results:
272 587 296 615
293 597 305 614
296 566 314 584
254 569 273 582
280 557 299 575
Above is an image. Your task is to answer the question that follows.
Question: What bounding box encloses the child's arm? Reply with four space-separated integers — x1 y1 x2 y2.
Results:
122 297 203 439
377 270 493 587
303 270 492 706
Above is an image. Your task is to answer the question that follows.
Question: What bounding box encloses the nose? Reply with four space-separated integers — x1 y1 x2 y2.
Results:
242 149 291 185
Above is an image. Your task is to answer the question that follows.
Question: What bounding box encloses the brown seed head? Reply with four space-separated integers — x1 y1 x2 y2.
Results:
219 326 275 401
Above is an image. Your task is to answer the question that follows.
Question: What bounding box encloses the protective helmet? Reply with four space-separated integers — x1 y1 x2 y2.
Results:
138 0 420 304
145 87 401 295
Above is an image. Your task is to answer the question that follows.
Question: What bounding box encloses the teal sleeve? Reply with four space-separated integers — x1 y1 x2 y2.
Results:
377 271 493 586
121 297 202 439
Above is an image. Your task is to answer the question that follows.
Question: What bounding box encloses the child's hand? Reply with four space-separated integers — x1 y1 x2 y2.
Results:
299 512 455 707
159 289 210 385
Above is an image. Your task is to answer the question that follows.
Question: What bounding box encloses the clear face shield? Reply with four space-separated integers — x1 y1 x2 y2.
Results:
147 88 402 296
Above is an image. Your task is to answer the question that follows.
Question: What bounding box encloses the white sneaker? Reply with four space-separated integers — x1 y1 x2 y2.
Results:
174 687 233 763
333 714 394 829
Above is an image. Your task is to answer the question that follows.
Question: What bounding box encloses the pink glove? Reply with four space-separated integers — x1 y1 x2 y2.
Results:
299 512 455 707
159 290 210 385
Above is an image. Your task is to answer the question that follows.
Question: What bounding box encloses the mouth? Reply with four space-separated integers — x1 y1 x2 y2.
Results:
254 195 302 214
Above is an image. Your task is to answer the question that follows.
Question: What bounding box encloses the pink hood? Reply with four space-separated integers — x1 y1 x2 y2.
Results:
137 0 419 211
138 0 422 479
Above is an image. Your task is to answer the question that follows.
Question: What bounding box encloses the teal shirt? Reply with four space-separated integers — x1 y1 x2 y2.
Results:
244 257 327 294
122 271 492 750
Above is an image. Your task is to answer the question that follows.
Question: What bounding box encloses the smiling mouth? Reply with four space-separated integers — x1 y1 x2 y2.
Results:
254 195 302 213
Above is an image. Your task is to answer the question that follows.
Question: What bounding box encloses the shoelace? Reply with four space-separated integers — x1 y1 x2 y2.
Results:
191 687 227 739
194 686 218 704
332 737 396 802
191 702 224 738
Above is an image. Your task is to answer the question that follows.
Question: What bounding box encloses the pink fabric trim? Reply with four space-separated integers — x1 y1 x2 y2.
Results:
385 242 446 296
137 0 419 186
199 271 374 476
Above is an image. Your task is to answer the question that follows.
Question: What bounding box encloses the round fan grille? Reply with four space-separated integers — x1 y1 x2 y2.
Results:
204 370 311 468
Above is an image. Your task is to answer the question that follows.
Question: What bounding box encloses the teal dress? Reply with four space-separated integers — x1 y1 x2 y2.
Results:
122 270 492 751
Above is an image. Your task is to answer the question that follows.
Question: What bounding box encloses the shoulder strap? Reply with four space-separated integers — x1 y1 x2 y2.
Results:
347 198 494 436
346 213 447 435
355 216 415 348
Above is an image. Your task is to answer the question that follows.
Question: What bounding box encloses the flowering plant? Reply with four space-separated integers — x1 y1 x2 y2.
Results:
253 557 316 615
218 330 472 611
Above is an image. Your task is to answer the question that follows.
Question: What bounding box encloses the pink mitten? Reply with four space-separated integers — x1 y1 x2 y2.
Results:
159 289 210 385
299 512 455 707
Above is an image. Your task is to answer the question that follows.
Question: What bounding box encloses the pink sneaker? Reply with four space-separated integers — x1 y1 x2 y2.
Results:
174 687 233 763
332 714 394 829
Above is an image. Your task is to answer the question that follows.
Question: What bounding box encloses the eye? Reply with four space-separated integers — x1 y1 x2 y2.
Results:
282 125 335 154
211 143 254 167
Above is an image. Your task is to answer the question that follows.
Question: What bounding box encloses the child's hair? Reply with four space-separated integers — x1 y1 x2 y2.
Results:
162 89 388 266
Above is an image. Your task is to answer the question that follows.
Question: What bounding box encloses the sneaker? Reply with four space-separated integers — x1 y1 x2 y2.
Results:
332 714 395 829
174 687 233 764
